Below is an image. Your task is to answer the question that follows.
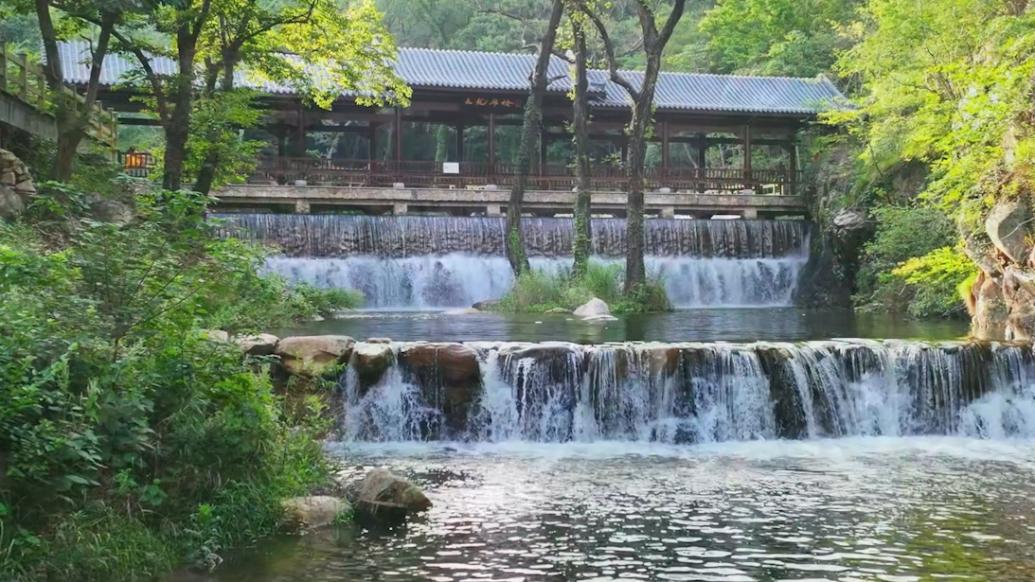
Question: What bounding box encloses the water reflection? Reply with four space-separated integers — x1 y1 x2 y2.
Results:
181 438 1035 581
276 308 969 344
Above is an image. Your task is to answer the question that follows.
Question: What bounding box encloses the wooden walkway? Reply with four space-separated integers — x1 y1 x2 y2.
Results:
0 46 117 149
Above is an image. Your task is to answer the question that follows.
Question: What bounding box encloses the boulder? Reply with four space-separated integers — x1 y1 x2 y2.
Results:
351 342 395 387
545 307 570 314
472 299 500 311
280 496 351 531
234 333 279 356
985 199 1032 264
399 343 481 435
581 313 618 322
0 184 25 219
346 469 431 522
574 297 611 319
831 208 870 235
276 335 355 377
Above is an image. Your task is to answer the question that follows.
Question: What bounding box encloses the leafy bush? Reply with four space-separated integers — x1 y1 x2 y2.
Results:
854 205 964 317
496 262 670 314
0 188 338 580
890 246 975 318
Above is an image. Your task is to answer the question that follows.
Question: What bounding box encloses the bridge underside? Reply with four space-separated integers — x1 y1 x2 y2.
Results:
216 185 808 219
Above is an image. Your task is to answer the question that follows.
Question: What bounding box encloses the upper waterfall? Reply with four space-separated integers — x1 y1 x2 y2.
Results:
213 214 809 259
213 213 811 309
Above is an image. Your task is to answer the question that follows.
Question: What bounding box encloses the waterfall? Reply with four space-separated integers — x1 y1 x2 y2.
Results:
340 340 1035 443
216 213 810 309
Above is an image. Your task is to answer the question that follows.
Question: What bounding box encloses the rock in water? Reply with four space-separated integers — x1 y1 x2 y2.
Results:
234 333 279 356
276 335 355 377
347 469 432 523
986 200 1032 264
351 342 395 388
472 299 500 311
574 297 611 319
281 496 351 530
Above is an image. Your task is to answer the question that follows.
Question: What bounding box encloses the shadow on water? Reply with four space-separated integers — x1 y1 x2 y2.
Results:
275 307 969 343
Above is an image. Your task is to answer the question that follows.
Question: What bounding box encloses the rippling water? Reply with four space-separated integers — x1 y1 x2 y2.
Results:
185 438 1035 581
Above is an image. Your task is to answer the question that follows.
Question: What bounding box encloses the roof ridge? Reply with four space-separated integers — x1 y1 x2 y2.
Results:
597 67 830 83
398 46 540 59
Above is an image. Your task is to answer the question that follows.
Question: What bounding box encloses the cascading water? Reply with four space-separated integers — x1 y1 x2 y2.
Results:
213 213 810 309
341 340 1035 443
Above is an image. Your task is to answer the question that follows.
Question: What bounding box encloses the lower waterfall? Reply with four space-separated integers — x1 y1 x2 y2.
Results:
340 340 1035 443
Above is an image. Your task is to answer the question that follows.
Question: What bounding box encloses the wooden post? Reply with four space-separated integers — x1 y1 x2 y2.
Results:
17 53 28 100
788 141 798 196
294 105 306 156
455 122 464 162
0 45 7 93
36 69 46 109
743 124 753 190
393 107 403 183
487 112 496 181
696 133 707 192
538 126 547 177
661 121 670 185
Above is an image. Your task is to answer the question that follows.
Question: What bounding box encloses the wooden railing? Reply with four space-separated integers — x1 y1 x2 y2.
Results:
0 45 118 149
249 156 806 196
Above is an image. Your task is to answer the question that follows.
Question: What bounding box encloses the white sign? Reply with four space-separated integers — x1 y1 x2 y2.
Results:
442 162 460 174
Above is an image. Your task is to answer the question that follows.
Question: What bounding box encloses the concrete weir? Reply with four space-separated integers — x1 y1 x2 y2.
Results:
216 184 809 219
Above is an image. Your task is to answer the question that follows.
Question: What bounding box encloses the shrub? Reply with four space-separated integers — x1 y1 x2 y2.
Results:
496 261 670 314
854 205 964 317
0 187 338 580
890 246 975 318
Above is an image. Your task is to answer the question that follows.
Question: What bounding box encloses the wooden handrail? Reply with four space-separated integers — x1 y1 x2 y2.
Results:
0 44 118 150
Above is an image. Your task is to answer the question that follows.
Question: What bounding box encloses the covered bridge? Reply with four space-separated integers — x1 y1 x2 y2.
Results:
58 40 845 216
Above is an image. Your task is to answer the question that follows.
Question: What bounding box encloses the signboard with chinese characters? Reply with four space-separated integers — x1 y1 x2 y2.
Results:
463 97 523 109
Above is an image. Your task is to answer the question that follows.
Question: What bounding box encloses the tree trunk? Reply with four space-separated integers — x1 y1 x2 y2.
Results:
623 58 660 293
571 20 592 280
505 0 564 276
193 54 237 194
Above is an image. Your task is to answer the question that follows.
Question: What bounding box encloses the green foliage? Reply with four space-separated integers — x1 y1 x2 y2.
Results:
185 90 265 190
0 187 339 580
831 0 1035 212
891 246 975 318
855 205 965 317
696 0 862 76
496 261 670 314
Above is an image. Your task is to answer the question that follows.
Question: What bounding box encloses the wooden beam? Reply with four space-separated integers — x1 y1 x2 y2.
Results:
488 112 496 177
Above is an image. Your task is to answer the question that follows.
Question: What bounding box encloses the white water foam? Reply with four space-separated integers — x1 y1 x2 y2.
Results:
265 253 807 309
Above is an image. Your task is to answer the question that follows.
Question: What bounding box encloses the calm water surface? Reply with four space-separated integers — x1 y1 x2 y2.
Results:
184 438 1035 581
276 308 968 343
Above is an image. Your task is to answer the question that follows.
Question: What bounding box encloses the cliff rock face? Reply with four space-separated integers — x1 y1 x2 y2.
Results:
967 197 1035 340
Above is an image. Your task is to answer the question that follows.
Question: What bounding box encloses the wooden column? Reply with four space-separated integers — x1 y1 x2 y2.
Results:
743 124 753 189
539 126 547 177
696 133 707 192
487 112 497 180
368 123 378 184
661 122 670 175
455 123 465 162
393 108 403 162
294 105 306 156
393 108 403 183
788 141 798 196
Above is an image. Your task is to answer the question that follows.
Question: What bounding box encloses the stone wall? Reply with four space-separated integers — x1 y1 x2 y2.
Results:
0 148 35 219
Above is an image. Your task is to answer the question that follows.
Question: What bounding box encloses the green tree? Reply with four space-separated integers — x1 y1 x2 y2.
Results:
693 0 861 76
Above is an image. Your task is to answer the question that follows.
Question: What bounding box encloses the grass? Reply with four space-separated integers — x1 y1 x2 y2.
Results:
495 261 671 314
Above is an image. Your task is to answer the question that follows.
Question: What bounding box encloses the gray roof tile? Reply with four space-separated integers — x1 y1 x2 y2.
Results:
59 40 844 115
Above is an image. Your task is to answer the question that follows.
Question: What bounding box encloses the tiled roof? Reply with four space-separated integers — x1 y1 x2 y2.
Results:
588 70 844 115
59 40 845 115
